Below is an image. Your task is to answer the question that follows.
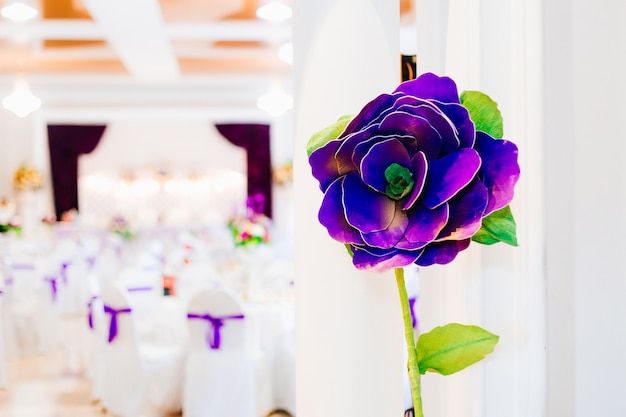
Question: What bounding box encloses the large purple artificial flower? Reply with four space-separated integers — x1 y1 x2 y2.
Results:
308 73 520 271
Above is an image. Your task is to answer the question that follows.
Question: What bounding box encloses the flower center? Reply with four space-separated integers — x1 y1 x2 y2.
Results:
384 163 414 200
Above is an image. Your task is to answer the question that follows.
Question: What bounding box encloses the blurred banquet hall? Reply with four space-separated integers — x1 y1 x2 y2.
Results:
0 0 298 416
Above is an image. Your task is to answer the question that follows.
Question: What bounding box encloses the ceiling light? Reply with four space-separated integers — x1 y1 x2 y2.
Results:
1 0 38 22
257 83 293 118
256 1 292 23
2 79 41 118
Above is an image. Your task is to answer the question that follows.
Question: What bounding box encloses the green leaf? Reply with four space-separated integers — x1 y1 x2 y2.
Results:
344 244 354 258
471 228 499 245
416 323 499 375
306 114 354 157
460 90 504 139
472 205 518 246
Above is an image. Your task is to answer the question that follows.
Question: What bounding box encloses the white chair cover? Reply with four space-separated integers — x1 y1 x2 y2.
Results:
8 258 49 355
183 288 256 417
86 294 106 401
100 282 184 417
176 260 220 303
1 272 19 360
116 265 162 341
0 288 7 388
49 247 94 375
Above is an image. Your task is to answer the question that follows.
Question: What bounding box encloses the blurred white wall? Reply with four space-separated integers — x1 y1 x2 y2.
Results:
81 120 245 176
0 111 37 198
545 1 626 416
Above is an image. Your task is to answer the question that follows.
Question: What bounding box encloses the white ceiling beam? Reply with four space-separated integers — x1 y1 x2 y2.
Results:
81 0 180 81
0 20 291 43
28 43 283 61
0 20 104 40
0 72 290 88
165 22 291 42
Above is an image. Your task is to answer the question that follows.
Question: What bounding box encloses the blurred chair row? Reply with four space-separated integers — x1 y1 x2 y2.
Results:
0 233 296 417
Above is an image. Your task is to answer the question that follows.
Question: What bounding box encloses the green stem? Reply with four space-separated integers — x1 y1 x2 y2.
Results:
395 267 424 417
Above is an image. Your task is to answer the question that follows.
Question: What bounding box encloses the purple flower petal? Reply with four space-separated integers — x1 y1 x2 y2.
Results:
335 124 380 175
415 239 471 266
378 111 442 160
360 138 411 194
436 180 488 241
352 246 423 271
435 102 476 149
342 93 401 137
422 149 481 209
404 203 449 243
394 73 461 104
402 151 427 210
342 172 395 234
353 134 414 167
361 203 408 249
309 139 343 192
474 132 520 215
395 237 429 251
318 177 365 245
396 102 461 156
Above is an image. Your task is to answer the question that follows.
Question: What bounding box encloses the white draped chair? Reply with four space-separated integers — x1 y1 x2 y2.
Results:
1 269 20 360
183 288 256 417
0 285 7 389
86 294 106 402
115 263 162 342
176 260 220 304
8 258 50 355
51 241 97 375
100 282 184 417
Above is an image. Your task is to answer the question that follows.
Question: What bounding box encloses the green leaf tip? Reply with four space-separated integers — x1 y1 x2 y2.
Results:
472 205 518 247
460 90 504 139
306 114 354 157
416 323 499 376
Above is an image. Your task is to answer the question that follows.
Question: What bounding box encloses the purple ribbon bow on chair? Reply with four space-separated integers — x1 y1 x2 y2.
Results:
127 286 153 292
12 263 34 270
44 276 59 302
103 304 132 343
60 262 71 284
187 312 245 350
87 296 98 329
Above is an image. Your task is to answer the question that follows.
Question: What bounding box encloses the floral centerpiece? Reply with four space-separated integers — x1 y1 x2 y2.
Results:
109 214 134 240
41 213 57 226
0 216 21 235
307 72 519 416
13 164 44 192
228 209 271 247
228 194 272 248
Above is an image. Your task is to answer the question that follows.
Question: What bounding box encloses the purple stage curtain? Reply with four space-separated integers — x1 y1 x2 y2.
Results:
215 124 272 218
48 125 107 220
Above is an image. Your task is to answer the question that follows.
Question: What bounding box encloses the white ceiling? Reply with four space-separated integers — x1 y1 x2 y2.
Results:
0 0 293 109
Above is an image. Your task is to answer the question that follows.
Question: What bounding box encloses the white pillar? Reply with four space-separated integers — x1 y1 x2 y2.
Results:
546 1 626 416
292 1 403 417
417 1 546 416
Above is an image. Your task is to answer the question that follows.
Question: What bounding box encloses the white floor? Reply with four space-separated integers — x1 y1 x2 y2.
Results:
0 349 181 417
